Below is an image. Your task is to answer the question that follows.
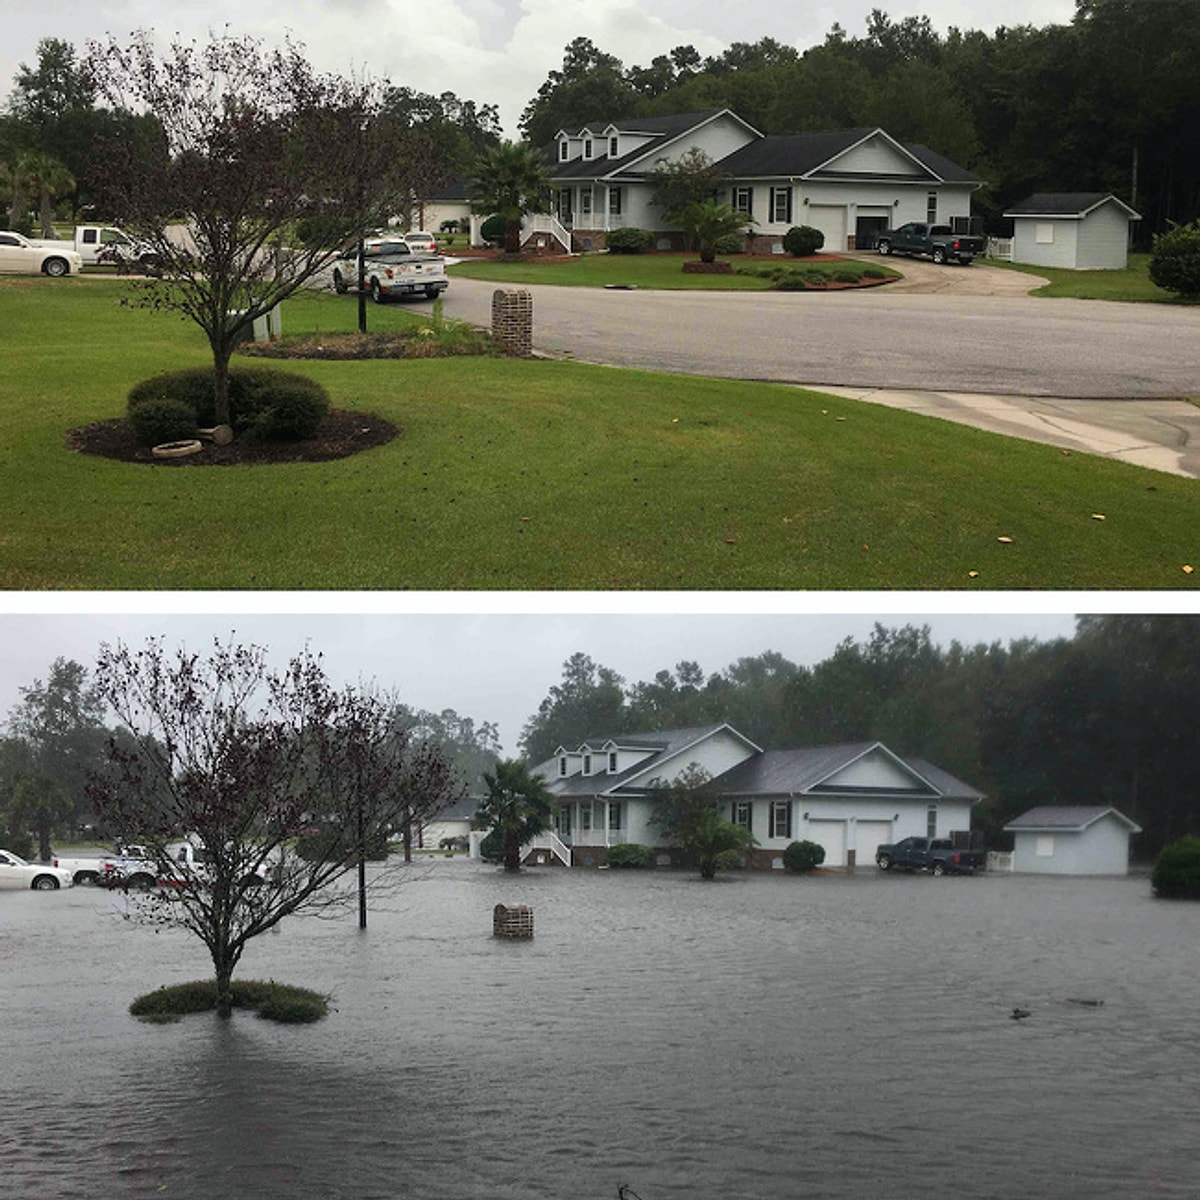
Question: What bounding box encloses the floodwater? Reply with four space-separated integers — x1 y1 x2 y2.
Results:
2 860 1197 1199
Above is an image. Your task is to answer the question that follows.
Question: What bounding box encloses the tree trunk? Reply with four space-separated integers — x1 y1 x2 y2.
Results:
504 829 521 872
700 244 716 265
39 188 56 238
504 219 522 255
211 340 235 429
213 955 236 1019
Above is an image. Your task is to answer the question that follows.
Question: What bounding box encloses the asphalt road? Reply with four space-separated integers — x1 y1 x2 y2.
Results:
443 273 1200 399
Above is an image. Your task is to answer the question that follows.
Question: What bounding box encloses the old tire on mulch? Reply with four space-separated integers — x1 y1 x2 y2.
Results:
152 439 203 459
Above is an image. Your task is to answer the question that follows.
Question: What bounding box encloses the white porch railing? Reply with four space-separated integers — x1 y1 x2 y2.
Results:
523 214 573 253
987 236 1013 260
987 850 1014 872
527 830 572 866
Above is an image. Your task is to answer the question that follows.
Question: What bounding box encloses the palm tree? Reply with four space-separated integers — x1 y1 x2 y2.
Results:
678 805 757 879
468 140 551 255
679 199 754 264
16 151 75 236
476 759 554 871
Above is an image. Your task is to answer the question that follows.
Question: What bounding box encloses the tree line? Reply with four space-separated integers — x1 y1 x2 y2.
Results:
519 2 1200 238
518 617 1200 857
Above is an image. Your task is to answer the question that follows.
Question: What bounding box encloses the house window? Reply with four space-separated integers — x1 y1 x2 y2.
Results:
732 186 753 218
608 751 618 773
770 800 792 839
1036 835 1055 857
556 807 572 838
559 140 569 162
1036 222 1055 244
584 138 593 159
583 753 592 775
579 190 593 217
608 802 624 831
926 191 938 223
732 801 753 832
608 187 622 216
609 136 619 157
580 805 593 832
926 804 938 838
770 187 793 224
557 189 573 223
558 756 568 777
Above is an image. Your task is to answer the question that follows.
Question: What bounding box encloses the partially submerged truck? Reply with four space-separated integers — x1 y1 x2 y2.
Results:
875 836 985 875
331 235 449 303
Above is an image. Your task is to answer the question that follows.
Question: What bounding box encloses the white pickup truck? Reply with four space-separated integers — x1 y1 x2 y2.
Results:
0 230 84 276
33 224 158 271
99 840 276 890
331 236 449 303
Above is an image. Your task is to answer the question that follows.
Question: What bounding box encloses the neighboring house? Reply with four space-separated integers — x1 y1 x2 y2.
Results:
415 793 479 849
524 722 984 870
534 108 982 254
1003 193 1140 270
1002 806 1142 875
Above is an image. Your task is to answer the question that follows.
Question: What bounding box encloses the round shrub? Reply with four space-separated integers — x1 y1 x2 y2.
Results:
606 227 654 254
606 843 654 868
480 214 507 245
128 398 198 447
1149 220 1200 297
128 367 329 439
712 233 747 255
1151 835 1200 898
782 225 825 257
782 840 826 873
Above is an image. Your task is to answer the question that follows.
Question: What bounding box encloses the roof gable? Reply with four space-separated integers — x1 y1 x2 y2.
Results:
1004 805 1142 833
1003 192 1141 220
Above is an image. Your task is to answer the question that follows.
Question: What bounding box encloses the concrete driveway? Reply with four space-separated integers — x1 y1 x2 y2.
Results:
443 258 1200 478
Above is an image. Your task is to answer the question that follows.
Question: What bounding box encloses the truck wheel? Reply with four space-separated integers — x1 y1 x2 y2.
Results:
877 855 891 871
370 278 387 305
43 257 70 277
877 240 891 256
32 874 60 890
75 870 99 886
332 270 347 295
425 286 441 300
932 861 947 876
127 872 157 890
932 247 947 265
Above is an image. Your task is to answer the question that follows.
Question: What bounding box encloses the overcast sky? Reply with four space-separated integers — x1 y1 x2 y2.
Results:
0 604 1085 754
3 0 1076 138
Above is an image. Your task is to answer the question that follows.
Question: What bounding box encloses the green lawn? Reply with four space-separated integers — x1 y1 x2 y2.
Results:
983 253 1182 302
450 251 895 290
1 276 1196 590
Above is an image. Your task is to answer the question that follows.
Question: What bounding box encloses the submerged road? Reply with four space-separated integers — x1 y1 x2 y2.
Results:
441 268 1200 477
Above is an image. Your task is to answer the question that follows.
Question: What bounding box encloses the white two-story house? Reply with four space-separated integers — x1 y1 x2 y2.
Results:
534 108 982 255
528 722 983 870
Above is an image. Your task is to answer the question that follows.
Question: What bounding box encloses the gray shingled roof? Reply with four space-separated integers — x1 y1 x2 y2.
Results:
1004 805 1141 832
712 743 983 800
1003 192 1139 219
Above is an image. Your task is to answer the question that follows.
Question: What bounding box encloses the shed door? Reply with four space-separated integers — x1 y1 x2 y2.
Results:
854 821 893 869
808 819 847 867
807 205 847 254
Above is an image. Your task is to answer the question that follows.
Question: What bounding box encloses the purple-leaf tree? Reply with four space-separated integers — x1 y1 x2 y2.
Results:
84 32 414 429
88 637 461 1018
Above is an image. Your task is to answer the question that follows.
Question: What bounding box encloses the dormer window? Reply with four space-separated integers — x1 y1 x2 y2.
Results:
558 755 568 777
559 140 569 162
608 751 618 773
582 753 593 775
609 136 619 157
584 138 593 160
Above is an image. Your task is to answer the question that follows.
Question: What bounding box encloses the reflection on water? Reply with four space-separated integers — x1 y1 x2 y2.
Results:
2 861 1198 1199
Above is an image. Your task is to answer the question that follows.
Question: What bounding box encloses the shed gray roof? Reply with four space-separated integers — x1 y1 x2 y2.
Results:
1003 805 1142 833
1003 192 1140 219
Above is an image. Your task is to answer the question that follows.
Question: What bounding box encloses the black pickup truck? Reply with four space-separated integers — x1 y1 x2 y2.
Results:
876 836 985 875
876 222 985 265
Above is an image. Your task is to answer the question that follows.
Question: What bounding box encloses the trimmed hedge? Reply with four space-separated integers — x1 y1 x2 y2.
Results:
1151 835 1200 898
1149 220 1200 298
131 978 328 1023
606 843 654 868
606 227 655 254
127 398 197 447
782 225 825 257
480 214 507 245
783 840 826 872
128 366 329 440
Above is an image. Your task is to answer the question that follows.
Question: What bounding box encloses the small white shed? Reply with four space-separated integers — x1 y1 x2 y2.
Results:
1003 805 1141 875
1003 193 1140 270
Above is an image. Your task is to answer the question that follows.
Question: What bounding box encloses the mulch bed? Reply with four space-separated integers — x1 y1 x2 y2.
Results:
67 409 398 466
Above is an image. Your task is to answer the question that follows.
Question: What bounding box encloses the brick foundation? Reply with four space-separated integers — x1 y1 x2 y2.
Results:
493 903 534 938
491 288 533 358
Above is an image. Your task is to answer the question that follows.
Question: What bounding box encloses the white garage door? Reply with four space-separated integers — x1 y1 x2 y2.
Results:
853 821 893 870
807 205 847 254
808 819 847 867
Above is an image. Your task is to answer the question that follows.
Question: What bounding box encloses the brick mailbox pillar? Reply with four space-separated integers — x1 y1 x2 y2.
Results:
491 288 534 358
493 903 534 939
